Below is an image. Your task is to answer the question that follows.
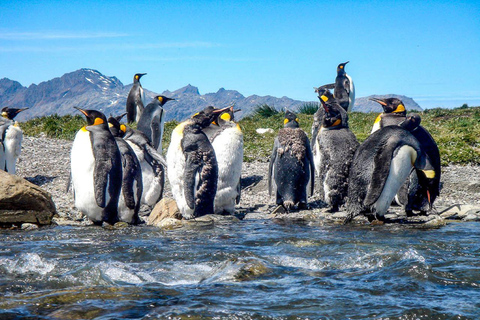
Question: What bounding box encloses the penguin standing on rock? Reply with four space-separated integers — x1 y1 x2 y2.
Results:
108 115 143 224
268 110 315 212
204 106 244 214
70 108 122 224
167 107 228 219
344 126 437 223
314 90 359 212
137 95 175 153
0 107 29 174
126 73 146 123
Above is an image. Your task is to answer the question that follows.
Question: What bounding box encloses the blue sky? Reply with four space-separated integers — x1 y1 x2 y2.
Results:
1 0 479 108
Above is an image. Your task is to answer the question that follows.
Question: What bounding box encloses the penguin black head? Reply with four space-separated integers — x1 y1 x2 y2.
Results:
283 110 299 128
133 73 147 82
1 107 29 120
155 95 175 107
114 112 127 123
321 102 343 128
107 115 127 137
400 113 422 131
370 97 406 114
74 107 108 126
192 106 229 128
218 105 240 124
337 61 349 74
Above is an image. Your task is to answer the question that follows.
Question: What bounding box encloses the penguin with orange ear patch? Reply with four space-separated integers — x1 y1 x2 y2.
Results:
370 97 407 133
70 107 122 224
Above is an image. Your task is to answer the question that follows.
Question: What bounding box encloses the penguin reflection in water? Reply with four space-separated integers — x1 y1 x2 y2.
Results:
345 125 437 223
70 108 122 225
167 107 229 219
0 107 29 174
268 110 315 211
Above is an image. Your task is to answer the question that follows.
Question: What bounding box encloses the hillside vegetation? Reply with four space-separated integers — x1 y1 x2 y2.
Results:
22 107 480 166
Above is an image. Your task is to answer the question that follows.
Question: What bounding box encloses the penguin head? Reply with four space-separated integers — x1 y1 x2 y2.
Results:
133 73 147 82
337 61 349 74
283 110 299 128
155 95 175 107
74 107 107 127
218 105 239 125
316 88 335 104
114 112 127 123
400 113 421 131
321 102 343 128
107 115 127 137
192 106 230 128
370 97 406 114
1 107 29 120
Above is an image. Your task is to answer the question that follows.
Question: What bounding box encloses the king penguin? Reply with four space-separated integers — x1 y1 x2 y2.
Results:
313 90 359 212
268 110 315 211
204 106 244 214
123 122 166 208
137 95 175 153
126 73 146 124
370 98 441 215
344 125 437 223
70 107 122 224
321 62 355 112
0 107 29 174
108 115 143 224
370 97 407 133
166 107 228 219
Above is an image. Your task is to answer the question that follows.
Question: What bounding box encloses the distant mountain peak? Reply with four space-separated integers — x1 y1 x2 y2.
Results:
173 84 200 95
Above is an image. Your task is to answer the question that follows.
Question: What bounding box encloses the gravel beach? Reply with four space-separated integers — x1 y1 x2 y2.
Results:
16 135 480 223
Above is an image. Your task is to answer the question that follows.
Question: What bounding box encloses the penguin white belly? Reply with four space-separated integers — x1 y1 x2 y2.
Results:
4 125 23 174
136 87 145 123
71 130 106 222
117 180 139 223
346 74 355 112
313 138 322 177
125 140 161 207
373 146 415 217
167 122 192 217
212 127 243 214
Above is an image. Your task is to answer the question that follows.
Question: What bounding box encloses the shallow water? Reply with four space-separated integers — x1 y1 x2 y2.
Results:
1 220 479 319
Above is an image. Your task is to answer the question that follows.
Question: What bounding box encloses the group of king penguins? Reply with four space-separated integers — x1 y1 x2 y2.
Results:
269 61 441 223
70 73 244 225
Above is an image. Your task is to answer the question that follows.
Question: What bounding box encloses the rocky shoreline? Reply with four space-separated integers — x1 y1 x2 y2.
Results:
13 135 480 227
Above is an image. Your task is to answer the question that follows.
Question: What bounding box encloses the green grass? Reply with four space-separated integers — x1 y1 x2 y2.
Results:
297 102 319 115
22 107 480 165
251 104 280 118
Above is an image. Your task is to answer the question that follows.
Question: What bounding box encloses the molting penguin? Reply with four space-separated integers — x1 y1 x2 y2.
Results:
137 95 175 153
70 107 122 224
370 98 441 215
0 107 29 174
108 115 143 224
167 107 227 219
204 106 244 214
345 126 437 223
370 97 407 133
126 73 146 124
268 110 315 211
314 91 359 212
123 124 166 208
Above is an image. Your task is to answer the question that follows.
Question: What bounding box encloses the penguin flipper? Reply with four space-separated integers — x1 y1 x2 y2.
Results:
121 152 138 209
343 78 351 95
236 178 241 204
93 159 112 208
322 83 335 90
364 145 395 207
306 142 315 196
184 156 201 210
145 144 168 167
150 114 161 151
268 138 280 196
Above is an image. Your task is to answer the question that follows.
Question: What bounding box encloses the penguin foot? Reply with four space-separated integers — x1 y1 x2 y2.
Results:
405 210 415 217
283 201 295 213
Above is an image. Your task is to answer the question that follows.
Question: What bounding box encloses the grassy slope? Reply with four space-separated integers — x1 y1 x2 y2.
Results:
22 107 480 166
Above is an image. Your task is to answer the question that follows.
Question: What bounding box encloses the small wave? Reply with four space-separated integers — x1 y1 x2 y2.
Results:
0 253 56 276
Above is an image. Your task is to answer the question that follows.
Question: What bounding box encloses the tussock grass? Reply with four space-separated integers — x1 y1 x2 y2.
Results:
297 102 319 115
22 107 480 165
251 104 280 118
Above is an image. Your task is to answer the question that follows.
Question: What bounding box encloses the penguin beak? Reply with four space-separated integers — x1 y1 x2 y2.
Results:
369 98 388 106
116 112 127 122
74 107 89 117
165 97 175 102
139 73 147 77
321 100 329 112
16 108 29 114
233 108 241 113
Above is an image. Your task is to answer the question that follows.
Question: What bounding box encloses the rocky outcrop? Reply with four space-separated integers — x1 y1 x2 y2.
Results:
0 170 56 225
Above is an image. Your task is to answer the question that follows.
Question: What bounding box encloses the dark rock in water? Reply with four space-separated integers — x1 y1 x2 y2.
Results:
0 170 56 225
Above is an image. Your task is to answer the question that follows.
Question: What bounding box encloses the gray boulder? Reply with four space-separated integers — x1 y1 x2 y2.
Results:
0 170 56 225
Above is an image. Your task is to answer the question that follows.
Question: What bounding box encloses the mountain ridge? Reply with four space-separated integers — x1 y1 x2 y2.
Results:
0 69 422 121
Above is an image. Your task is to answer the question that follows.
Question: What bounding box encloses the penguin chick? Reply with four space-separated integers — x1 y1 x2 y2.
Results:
108 116 143 224
71 107 122 224
167 107 228 219
0 107 29 174
205 106 244 214
137 95 175 153
126 73 146 124
370 97 407 133
315 95 359 212
345 126 437 223
268 110 315 212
